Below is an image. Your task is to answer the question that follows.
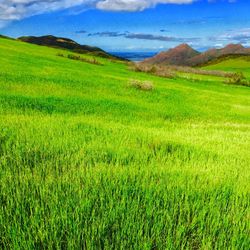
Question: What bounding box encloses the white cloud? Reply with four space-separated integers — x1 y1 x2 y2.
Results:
210 28 250 43
0 0 95 21
2 0 236 25
97 0 196 12
0 0 198 23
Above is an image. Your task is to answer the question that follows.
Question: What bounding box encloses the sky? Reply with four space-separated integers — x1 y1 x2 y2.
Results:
0 0 250 52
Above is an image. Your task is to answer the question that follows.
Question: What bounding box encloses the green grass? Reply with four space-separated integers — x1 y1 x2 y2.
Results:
202 55 250 79
0 38 250 249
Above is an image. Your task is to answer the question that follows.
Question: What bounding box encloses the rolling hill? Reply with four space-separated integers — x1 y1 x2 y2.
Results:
143 43 250 66
0 37 249 249
201 54 250 79
18 35 122 59
0 34 13 39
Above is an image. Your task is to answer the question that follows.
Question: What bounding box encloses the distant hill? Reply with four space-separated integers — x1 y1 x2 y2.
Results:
198 53 250 67
200 54 250 79
0 34 13 40
143 43 250 66
189 44 250 66
18 35 123 60
143 44 200 66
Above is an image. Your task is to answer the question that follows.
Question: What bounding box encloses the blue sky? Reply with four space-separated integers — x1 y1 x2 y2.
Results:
0 0 250 52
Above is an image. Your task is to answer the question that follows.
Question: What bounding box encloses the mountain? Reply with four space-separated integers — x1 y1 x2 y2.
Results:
188 44 250 66
143 43 250 66
201 54 250 68
18 35 122 60
143 43 200 66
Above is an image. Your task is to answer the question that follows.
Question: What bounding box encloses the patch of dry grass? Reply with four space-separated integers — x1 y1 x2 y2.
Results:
57 53 103 65
129 79 154 91
131 62 234 79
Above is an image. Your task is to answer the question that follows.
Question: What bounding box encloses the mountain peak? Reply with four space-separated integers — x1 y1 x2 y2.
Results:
144 43 200 66
224 43 244 50
170 43 199 54
175 43 194 50
219 43 246 55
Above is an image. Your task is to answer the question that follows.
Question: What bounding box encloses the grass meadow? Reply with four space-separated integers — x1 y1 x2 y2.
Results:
202 56 250 80
0 38 249 249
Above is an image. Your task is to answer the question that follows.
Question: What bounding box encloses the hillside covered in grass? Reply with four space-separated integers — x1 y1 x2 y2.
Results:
0 37 249 249
202 55 250 79
18 35 122 60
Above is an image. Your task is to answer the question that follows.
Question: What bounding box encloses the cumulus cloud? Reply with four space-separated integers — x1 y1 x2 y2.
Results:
0 0 94 21
97 0 196 12
0 0 234 24
0 0 197 23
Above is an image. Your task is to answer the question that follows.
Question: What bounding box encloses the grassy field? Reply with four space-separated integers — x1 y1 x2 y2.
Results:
202 55 250 79
0 37 249 249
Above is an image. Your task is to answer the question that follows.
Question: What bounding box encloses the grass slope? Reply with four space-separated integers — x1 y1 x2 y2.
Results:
0 38 250 249
202 55 250 79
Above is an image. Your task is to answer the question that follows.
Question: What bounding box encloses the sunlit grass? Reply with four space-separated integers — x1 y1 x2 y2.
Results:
202 56 250 79
0 38 249 249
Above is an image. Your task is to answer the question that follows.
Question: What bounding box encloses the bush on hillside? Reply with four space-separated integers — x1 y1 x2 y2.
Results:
56 53 103 65
131 63 234 79
224 72 250 87
129 80 154 91
132 63 175 78
56 53 64 57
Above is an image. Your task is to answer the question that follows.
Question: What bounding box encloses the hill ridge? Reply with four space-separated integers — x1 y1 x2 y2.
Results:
143 43 250 66
18 35 123 60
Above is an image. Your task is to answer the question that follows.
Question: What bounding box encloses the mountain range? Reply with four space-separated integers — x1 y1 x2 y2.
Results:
143 43 250 66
